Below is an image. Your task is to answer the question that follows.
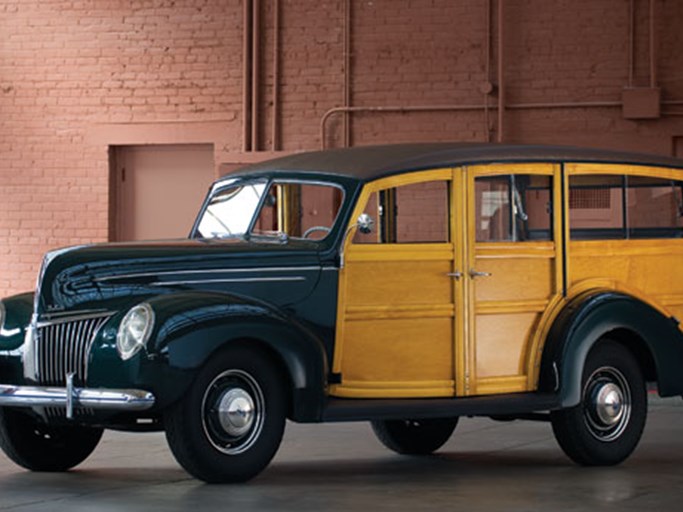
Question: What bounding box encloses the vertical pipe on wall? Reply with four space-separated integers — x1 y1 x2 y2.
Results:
484 0 492 142
628 0 635 87
342 0 352 148
242 0 252 151
649 0 657 88
497 0 505 143
272 0 280 150
251 0 261 151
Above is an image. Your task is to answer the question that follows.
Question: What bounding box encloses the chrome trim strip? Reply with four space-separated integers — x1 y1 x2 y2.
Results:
40 308 111 321
0 384 155 412
150 276 307 287
94 266 323 283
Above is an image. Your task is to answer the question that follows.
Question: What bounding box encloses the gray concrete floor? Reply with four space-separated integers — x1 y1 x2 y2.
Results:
0 399 682 511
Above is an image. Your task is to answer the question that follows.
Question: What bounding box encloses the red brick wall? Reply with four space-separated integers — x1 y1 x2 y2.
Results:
1 0 683 296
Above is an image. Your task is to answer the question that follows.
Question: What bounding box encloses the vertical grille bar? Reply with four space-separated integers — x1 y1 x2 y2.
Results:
35 313 112 386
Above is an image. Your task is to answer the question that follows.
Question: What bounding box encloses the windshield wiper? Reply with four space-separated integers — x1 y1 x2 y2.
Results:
247 231 289 244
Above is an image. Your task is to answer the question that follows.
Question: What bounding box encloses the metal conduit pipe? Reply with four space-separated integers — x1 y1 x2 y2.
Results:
483 0 492 142
649 0 657 88
251 0 261 151
497 0 505 143
628 0 635 87
320 101 623 149
342 0 352 148
272 0 280 150
242 0 252 151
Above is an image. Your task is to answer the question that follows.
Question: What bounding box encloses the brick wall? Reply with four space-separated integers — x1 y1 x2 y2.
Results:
1 0 683 296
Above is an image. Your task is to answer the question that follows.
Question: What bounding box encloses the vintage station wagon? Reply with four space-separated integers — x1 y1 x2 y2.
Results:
1 143 682 482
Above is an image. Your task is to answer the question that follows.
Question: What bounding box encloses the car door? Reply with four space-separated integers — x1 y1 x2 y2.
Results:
465 163 563 396
330 169 467 398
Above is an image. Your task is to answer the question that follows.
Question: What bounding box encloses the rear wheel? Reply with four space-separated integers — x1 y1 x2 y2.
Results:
165 346 287 483
0 408 103 471
551 340 647 466
371 417 458 455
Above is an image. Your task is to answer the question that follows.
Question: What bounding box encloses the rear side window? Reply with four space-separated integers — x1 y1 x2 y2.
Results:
569 175 683 239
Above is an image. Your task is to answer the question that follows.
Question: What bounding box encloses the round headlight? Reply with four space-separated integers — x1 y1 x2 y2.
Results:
117 303 154 361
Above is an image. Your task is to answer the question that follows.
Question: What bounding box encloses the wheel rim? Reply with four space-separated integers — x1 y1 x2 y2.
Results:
201 369 265 455
582 366 632 442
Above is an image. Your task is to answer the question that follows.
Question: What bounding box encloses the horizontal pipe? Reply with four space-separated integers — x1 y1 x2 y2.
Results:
0 384 156 411
321 102 619 149
320 98 683 148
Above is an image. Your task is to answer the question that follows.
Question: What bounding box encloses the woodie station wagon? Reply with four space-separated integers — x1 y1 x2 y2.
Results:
1 143 682 483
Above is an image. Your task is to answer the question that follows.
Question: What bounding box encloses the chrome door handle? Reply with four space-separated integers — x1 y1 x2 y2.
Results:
446 271 463 280
469 269 492 278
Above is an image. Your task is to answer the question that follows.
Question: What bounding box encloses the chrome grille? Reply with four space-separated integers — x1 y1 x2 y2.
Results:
36 313 112 386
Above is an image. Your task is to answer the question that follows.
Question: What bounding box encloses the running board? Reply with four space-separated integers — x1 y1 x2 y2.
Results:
322 392 562 422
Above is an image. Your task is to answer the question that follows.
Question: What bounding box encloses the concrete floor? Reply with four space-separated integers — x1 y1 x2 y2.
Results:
0 399 682 511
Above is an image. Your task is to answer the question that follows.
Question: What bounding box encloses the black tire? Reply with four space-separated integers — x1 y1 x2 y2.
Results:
164 346 287 483
371 417 458 455
550 339 647 466
0 408 103 471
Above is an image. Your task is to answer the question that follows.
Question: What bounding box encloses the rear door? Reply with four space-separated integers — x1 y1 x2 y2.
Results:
465 163 563 395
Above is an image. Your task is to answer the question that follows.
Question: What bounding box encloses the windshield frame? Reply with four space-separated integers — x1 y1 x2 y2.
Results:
190 175 347 244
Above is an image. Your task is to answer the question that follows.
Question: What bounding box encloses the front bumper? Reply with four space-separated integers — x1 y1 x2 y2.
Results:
0 379 155 419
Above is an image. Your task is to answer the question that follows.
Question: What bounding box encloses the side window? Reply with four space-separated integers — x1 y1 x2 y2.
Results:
475 174 552 242
627 177 683 238
253 182 343 240
354 180 450 244
569 174 683 239
568 175 624 239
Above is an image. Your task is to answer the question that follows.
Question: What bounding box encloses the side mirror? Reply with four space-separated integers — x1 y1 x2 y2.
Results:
357 213 374 234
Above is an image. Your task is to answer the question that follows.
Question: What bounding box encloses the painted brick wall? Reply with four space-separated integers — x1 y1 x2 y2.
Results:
1 0 683 296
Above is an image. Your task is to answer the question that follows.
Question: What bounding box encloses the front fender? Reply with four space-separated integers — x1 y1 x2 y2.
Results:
0 293 34 383
144 291 329 421
539 292 683 407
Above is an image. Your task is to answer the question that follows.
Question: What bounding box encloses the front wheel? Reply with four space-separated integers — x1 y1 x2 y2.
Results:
164 347 287 483
371 417 458 455
0 408 103 471
551 340 647 466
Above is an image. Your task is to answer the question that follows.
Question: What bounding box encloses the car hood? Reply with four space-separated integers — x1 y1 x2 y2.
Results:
35 238 325 315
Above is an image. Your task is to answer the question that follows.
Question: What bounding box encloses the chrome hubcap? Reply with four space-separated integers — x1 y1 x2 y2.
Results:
201 369 265 455
583 367 631 442
592 382 624 426
217 388 255 437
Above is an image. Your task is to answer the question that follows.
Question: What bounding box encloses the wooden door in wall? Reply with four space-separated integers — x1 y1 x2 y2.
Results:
111 144 215 241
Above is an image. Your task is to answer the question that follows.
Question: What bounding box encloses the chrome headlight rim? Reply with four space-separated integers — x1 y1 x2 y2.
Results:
116 303 155 361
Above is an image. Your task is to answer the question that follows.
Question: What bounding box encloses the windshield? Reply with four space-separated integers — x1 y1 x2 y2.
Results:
195 179 344 241
195 180 267 238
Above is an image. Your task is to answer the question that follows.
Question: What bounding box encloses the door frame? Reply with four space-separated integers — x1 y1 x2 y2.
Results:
464 163 564 396
330 168 468 398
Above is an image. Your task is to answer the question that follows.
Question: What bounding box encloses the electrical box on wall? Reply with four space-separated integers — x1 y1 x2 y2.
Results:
622 87 661 120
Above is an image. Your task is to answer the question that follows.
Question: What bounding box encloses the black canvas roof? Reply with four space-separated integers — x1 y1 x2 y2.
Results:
223 143 683 183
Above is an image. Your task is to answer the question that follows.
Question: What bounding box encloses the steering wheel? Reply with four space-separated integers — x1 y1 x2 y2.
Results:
302 226 332 239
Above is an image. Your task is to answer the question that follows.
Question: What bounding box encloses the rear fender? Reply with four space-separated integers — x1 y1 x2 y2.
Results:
539 291 683 407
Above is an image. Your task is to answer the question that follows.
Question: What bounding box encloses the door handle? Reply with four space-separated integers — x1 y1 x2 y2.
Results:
446 271 463 280
469 269 492 278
